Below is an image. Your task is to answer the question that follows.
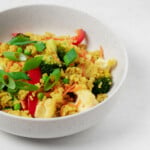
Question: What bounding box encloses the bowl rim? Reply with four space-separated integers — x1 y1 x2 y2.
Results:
0 4 128 122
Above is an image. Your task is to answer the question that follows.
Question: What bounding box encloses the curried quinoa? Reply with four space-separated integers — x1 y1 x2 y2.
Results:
0 29 117 118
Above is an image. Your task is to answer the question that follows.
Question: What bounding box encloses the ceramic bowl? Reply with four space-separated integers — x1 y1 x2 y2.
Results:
0 4 128 138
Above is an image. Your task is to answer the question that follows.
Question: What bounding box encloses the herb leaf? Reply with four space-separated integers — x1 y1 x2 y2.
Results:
63 48 78 66
23 56 43 71
15 81 39 91
34 42 46 52
8 72 30 80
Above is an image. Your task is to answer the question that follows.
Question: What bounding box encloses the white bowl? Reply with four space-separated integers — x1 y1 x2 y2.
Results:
0 4 128 138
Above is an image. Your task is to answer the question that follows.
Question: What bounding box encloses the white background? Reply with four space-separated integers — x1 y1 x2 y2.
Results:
0 0 150 149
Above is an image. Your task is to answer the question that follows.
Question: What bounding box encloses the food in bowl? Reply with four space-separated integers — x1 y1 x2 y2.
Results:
0 29 117 118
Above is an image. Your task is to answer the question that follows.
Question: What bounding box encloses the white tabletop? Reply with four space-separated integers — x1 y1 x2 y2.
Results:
0 0 150 149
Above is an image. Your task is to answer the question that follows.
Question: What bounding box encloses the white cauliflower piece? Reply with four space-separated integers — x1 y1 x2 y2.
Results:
35 98 56 118
95 58 117 71
75 90 98 112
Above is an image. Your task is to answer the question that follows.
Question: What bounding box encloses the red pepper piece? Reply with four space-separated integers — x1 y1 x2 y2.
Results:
72 29 85 45
12 32 21 37
27 93 38 117
28 67 41 84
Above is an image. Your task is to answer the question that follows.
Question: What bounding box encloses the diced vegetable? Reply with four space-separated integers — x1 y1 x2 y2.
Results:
72 29 85 45
92 77 113 95
27 93 38 117
37 92 44 100
8 33 36 46
63 48 78 66
8 72 30 80
44 68 61 91
13 103 21 110
57 46 66 61
15 81 39 91
34 42 46 52
2 75 16 89
28 68 41 84
62 78 69 84
42 75 49 82
24 49 31 56
23 56 43 71
3 51 27 61
46 39 57 51
17 47 23 53
39 61 60 75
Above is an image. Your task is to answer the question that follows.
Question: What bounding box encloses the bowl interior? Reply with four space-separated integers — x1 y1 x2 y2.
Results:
0 5 127 98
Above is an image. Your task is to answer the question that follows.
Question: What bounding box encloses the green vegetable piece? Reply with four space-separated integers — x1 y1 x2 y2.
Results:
8 33 36 46
24 49 31 56
0 82 5 90
8 72 30 80
7 88 18 94
92 77 113 95
13 103 21 110
23 56 43 71
44 68 61 91
42 75 49 82
17 47 23 53
3 51 25 61
34 42 46 52
15 81 39 91
37 92 44 100
3 75 16 89
46 39 57 51
51 68 61 81
57 46 66 61
63 48 78 66
40 61 60 75
62 78 69 84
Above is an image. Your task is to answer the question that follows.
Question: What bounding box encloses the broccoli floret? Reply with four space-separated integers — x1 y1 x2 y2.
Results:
39 61 67 75
92 77 113 95
57 46 66 61
40 61 60 75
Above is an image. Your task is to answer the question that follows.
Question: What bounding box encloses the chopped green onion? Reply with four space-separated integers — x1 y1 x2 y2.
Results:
8 33 37 46
63 48 78 66
15 81 39 91
7 88 18 94
3 75 16 89
0 82 5 90
37 92 44 100
44 68 61 91
23 56 43 71
8 72 30 80
62 78 69 84
17 47 23 53
51 68 61 81
34 42 46 52
3 51 27 61
13 103 21 110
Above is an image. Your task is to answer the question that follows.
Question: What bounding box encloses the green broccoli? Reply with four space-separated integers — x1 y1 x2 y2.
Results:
92 77 113 95
39 61 67 75
57 46 66 61
40 61 60 75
